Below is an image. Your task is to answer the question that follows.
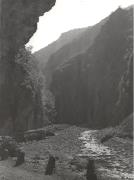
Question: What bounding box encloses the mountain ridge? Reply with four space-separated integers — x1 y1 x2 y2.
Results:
34 27 89 66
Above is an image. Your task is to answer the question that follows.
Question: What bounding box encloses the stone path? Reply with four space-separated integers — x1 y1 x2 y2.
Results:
79 130 134 179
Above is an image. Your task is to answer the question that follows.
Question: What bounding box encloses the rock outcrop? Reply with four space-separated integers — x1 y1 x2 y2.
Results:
0 0 56 134
49 7 133 127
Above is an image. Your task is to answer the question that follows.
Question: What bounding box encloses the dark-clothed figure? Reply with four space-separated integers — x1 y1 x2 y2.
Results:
86 159 97 180
45 154 56 175
0 148 8 160
14 149 25 167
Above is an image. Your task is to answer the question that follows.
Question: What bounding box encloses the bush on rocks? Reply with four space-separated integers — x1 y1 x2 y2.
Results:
24 129 55 142
14 132 25 143
0 136 18 157
100 134 113 143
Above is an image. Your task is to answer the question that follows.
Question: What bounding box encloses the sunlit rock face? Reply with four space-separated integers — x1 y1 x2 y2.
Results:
0 0 56 134
50 7 133 128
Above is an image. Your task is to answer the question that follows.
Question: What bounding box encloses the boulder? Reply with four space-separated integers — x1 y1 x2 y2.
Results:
70 157 88 171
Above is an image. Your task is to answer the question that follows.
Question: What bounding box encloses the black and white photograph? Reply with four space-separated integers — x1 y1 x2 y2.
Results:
0 0 133 179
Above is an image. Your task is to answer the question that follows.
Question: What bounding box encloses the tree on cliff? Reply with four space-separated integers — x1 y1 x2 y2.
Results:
13 47 56 132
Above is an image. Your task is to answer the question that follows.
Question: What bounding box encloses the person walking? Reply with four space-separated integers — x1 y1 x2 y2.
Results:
86 159 97 180
45 152 56 175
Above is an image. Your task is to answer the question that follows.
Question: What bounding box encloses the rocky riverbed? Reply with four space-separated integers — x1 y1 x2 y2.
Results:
0 125 133 180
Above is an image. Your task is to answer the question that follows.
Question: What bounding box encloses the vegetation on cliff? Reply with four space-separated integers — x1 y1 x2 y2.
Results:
1 47 56 135
0 0 56 134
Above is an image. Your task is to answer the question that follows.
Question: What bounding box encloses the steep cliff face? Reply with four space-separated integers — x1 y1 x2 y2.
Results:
1 0 55 59
50 8 133 127
34 28 88 67
44 19 106 85
0 0 56 134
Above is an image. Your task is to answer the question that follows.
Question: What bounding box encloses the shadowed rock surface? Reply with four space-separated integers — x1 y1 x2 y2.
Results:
43 19 106 85
0 0 56 134
48 7 133 128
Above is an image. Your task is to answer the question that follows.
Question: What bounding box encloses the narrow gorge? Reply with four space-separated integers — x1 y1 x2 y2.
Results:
40 7 133 129
0 2 133 180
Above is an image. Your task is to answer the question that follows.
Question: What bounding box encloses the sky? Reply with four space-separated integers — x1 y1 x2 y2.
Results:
26 0 134 52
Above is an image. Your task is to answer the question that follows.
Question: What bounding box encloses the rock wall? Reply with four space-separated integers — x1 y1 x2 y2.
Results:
50 8 133 128
44 19 105 85
0 0 56 134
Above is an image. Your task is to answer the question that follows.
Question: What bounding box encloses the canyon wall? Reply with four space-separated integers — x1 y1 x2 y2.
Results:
49 7 133 128
0 0 56 134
